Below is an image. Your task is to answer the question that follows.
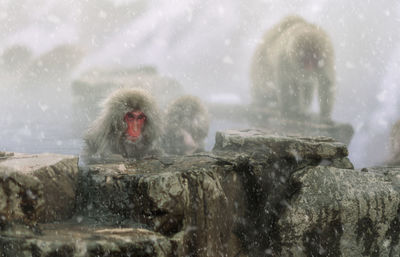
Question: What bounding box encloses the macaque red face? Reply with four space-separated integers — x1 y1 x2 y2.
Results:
124 111 146 142
301 52 319 71
304 58 314 70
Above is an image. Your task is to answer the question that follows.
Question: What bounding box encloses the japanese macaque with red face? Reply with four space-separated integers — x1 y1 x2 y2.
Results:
82 88 162 163
161 95 210 155
251 15 335 121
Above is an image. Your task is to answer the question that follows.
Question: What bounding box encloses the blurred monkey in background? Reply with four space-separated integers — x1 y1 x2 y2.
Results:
162 95 210 155
82 88 162 163
1 45 32 76
23 44 84 85
251 15 335 121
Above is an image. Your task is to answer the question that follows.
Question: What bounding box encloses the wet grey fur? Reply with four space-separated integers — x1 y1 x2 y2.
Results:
82 88 162 163
161 95 209 155
250 15 335 120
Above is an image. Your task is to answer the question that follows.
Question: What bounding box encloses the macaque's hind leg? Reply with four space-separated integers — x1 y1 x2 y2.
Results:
279 78 302 118
318 75 334 121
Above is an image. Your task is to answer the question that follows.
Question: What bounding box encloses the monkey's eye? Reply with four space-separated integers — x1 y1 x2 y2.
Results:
126 112 134 119
137 114 146 120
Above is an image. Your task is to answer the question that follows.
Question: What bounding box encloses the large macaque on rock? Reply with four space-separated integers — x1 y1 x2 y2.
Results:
161 95 210 155
251 15 335 121
82 88 162 163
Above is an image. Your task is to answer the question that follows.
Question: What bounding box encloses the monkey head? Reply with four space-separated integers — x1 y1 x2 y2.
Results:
162 95 209 155
83 88 162 162
292 31 328 74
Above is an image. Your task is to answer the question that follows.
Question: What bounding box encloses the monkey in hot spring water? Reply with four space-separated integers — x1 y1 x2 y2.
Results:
251 15 335 121
82 88 162 163
161 95 210 155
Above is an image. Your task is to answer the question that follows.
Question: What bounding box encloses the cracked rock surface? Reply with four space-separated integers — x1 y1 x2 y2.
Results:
1 130 400 256
0 153 78 226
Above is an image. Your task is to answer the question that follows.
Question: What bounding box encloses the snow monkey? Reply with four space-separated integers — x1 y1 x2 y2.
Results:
161 95 210 155
250 15 335 120
1 45 32 75
82 88 162 163
23 44 84 84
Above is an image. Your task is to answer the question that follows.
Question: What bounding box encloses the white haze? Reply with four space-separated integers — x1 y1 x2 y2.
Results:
0 0 399 168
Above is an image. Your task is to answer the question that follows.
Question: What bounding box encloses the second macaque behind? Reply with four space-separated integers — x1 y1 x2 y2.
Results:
162 95 210 155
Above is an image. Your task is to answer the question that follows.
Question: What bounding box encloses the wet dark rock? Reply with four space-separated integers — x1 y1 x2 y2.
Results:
2 129 400 256
0 153 78 226
280 166 400 256
213 129 353 169
76 156 241 257
212 130 353 256
0 223 173 257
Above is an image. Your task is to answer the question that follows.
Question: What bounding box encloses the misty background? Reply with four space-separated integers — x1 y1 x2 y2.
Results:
0 0 399 168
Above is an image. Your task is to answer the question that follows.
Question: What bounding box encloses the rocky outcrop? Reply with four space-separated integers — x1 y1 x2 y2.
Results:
0 223 174 257
1 129 400 256
75 129 356 257
0 153 78 225
280 166 400 257
213 129 353 169
212 130 354 256
77 156 242 257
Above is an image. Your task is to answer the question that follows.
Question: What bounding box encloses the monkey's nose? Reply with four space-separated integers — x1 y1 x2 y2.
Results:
133 123 139 131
